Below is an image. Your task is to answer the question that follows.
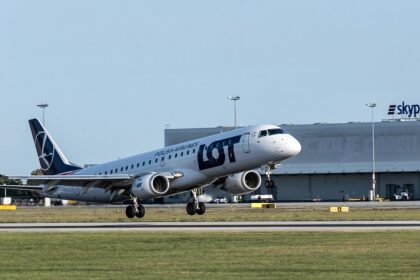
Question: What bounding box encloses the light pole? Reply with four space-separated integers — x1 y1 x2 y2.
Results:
227 96 240 128
36 103 50 207
227 96 240 203
37 104 49 125
366 102 376 201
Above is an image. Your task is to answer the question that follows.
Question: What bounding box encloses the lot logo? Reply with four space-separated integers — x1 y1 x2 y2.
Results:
388 102 420 118
197 135 241 170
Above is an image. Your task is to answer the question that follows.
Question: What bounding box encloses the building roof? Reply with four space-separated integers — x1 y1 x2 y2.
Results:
165 120 420 174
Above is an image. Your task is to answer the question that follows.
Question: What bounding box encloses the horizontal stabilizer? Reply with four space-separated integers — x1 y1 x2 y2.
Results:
0 185 43 192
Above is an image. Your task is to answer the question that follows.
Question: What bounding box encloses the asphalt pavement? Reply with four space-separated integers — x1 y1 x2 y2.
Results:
1 221 420 232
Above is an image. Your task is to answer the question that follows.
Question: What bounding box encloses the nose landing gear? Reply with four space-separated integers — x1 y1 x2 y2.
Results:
264 163 278 188
126 197 145 219
186 188 206 216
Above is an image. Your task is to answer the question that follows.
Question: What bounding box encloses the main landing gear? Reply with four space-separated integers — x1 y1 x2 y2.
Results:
186 188 206 216
126 197 145 219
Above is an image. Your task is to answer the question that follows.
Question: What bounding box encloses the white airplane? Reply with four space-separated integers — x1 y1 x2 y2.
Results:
8 119 301 218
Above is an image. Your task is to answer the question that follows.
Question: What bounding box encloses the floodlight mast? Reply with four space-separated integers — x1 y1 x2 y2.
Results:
227 96 240 128
36 103 50 207
37 103 49 125
366 102 376 201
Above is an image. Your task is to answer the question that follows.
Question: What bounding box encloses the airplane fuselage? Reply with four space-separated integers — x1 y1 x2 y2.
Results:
43 124 301 202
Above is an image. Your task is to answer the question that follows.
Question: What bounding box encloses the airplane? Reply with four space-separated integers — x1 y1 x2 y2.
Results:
6 119 301 218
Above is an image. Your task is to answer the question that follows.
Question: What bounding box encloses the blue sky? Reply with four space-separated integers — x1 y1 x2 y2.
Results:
1 0 420 174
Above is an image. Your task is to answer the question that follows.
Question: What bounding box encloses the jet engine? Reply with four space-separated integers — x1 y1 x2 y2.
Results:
131 173 170 199
223 170 262 195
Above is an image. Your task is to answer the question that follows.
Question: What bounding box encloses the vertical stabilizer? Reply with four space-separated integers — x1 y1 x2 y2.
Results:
29 119 81 175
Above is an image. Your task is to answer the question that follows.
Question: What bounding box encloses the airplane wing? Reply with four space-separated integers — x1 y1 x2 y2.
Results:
9 175 133 189
9 172 183 191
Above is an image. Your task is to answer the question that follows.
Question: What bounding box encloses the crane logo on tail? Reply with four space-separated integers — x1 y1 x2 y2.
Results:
34 131 55 171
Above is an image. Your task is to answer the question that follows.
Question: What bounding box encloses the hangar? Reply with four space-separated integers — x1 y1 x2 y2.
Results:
164 120 420 202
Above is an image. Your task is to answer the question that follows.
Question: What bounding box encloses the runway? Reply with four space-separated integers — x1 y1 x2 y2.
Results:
1 221 420 232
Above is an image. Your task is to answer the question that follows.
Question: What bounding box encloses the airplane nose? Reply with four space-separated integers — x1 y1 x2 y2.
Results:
286 136 301 157
291 138 302 156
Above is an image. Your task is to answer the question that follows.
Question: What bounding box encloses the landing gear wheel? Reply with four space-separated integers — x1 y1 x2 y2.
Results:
126 205 136 218
264 163 277 183
265 180 275 188
186 202 197 215
197 202 206 215
186 188 206 216
136 205 145 218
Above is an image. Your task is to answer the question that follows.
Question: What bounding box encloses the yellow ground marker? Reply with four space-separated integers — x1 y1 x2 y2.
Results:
0 205 17 211
251 203 276 209
330 206 349 213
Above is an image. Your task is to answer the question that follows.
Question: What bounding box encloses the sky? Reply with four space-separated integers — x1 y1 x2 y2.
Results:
1 0 420 175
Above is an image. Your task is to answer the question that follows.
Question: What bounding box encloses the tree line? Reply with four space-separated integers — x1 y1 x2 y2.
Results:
0 169 43 198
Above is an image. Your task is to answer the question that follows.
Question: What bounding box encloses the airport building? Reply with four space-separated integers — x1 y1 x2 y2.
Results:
164 119 420 202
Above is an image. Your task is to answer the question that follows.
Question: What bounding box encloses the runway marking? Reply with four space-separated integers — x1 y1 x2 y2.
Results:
1 221 420 232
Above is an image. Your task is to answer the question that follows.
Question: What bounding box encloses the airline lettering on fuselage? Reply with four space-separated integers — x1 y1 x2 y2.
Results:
198 135 241 170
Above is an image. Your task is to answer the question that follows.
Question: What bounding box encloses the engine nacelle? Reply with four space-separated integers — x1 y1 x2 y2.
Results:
224 170 262 195
131 173 170 199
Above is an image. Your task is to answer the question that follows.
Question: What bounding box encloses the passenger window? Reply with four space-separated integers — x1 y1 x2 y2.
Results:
115 168 118 173
181 152 183 157
187 150 190 155
110 170 113 174
137 163 140 168
175 153 178 158
155 158 158 163
125 166 128 170
143 161 145 166
259 130 268 138
99 172 102 175
120 167 123 172
161 157 164 161
193 149 196 154
105 171 107 175
149 160 151 165
169 155 172 160
131 164 134 169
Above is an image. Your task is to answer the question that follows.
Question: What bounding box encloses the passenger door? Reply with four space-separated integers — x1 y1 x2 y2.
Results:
242 133 250 153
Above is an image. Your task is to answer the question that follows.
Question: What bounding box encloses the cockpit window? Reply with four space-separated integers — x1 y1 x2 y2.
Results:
268 128 285 135
258 130 268 138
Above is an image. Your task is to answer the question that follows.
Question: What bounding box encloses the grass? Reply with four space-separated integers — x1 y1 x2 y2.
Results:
1 205 420 223
0 231 420 279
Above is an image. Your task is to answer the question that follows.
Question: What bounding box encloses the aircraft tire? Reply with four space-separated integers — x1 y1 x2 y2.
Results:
186 203 197 215
126 205 136 218
265 180 275 188
136 205 145 218
197 202 206 215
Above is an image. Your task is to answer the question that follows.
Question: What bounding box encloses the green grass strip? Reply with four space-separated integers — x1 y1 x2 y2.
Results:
0 231 420 279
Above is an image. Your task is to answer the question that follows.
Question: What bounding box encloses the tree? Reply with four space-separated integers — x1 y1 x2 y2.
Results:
31 169 43 176
0 173 36 198
0 174 21 185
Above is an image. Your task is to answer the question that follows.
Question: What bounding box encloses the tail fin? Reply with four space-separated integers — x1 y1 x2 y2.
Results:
29 119 82 175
